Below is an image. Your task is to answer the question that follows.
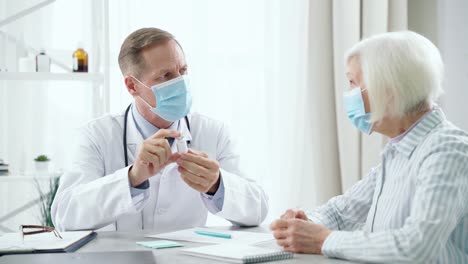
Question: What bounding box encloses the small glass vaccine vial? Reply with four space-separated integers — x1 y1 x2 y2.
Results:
176 137 188 154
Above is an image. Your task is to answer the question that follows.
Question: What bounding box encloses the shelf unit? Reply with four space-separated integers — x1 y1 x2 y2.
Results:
0 72 104 82
0 0 110 116
0 0 111 232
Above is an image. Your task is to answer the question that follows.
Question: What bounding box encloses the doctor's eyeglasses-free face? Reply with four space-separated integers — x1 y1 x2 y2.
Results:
20 225 63 242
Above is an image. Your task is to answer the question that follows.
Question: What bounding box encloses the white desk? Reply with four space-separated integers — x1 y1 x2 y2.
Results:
79 226 359 264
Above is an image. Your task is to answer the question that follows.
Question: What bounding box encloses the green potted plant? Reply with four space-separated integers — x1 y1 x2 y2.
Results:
34 154 50 173
35 176 60 227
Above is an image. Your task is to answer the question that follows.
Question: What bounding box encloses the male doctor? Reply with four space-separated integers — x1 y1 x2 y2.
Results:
51 27 269 232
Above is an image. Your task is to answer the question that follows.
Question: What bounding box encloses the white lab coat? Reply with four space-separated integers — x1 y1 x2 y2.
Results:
51 109 269 232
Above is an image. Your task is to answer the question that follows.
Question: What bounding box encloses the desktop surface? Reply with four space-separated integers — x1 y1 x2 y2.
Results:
0 226 357 264
0 251 155 264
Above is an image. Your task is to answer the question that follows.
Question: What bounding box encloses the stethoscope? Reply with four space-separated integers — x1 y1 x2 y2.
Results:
123 104 191 167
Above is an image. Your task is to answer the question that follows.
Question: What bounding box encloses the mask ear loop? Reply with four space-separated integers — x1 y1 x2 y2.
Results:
345 86 366 94
129 75 150 89
129 75 156 109
137 95 154 109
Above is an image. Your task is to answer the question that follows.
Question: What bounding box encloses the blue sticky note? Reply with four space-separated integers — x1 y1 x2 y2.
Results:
136 240 183 249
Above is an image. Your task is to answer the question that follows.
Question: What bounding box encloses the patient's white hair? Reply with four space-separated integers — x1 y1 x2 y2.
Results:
345 31 444 122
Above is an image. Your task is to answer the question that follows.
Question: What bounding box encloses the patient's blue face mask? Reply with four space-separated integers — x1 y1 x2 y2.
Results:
343 87 373 134
132 75 192 122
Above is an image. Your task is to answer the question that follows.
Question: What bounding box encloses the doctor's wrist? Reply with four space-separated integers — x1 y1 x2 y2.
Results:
128 166 145 187
206 173 221 195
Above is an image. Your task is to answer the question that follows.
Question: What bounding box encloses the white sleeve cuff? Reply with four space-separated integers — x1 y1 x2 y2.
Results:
201 175 225 213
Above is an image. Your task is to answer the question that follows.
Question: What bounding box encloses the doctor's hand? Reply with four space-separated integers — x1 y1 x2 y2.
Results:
128 129 181 187
270 218 331 254
176 149 221 195
280 209 309 221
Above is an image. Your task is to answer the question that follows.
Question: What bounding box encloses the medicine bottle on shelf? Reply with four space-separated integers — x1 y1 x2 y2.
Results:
36 49 51 72
72 43 88 72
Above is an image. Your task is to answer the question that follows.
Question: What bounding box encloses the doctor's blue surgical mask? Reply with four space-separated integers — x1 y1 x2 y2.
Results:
343 87 373 134
132 75 193 122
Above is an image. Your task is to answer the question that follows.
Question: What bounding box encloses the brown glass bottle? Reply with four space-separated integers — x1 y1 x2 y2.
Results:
72 47 88 72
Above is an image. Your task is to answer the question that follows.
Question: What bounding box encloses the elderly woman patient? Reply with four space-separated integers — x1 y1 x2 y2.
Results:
271 31 468 263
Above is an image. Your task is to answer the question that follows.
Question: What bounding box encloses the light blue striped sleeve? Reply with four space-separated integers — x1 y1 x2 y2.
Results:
322 142 468 263
307 165 379 231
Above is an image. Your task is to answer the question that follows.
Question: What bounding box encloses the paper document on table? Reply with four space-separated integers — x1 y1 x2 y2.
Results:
0 231 95 254
147 228 274 245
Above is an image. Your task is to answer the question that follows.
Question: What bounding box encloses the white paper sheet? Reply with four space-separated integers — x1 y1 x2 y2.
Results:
147 227 274 245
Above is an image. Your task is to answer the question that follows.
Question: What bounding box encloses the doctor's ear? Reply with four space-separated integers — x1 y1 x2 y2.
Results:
124 76 139 96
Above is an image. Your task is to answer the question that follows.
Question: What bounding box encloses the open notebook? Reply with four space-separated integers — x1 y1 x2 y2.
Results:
0 231 96 255
181 244 294 263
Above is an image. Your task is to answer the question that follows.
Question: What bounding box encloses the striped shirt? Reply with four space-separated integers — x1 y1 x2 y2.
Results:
309 108 468 263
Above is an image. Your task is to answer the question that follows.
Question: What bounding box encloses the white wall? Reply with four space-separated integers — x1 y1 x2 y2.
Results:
437 1 468 131
409 0 468 131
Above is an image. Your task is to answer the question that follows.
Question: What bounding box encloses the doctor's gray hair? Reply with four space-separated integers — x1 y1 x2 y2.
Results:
345 31 444 122
118 27 181 78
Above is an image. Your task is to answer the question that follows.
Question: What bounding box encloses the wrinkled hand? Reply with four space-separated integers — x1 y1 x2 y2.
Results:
128 129 181 187
176 149 220 194
270 218 331 254
280 209 309 220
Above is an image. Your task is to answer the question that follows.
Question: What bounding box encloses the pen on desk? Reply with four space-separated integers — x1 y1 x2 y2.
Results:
194 230 232 239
